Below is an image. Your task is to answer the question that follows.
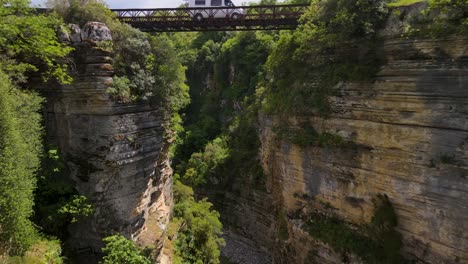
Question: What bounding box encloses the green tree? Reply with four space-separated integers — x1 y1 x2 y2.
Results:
262 0 388 115
0 70 43 255
148 35 190 114
34 148 94 239
101 235 150 264
172 181 225 264
48 1 190 137
0 0 73 84
407 0 467 37
180 137 230 187
0 0 74 257
216 31 274 102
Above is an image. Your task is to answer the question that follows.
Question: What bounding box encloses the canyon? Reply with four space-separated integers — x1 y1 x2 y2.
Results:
206 5 468 264
32 3 467 264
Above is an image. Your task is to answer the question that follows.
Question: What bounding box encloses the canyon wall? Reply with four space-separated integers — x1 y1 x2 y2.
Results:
219 7 468 264
42 23 172 261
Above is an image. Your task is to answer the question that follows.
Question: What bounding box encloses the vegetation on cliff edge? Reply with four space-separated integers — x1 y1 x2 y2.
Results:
0 0 73 258
305 195 405 263
101 235 151 264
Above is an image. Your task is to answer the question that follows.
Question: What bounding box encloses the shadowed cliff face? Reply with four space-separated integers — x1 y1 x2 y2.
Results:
42 22 172 260
218 12 468 264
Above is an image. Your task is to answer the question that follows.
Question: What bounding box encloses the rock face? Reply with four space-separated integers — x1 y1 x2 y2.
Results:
43 22 172 260
218 9 468 264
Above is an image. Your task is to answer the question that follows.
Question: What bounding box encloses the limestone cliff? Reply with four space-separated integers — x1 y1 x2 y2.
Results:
41 22 172 261
217 7 468 264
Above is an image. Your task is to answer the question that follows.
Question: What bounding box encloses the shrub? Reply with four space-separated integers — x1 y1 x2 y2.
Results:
273 124 353 148
101 235 150 264
412 0 468 37
34 147 94 240
0 0 72 84
106 76 133 103
48 1 190 125
5 238 63 264
262 0 388 116
305 195 405 263
180 137 230 187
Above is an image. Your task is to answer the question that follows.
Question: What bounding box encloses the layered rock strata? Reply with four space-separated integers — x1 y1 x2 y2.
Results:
218 7 468 264
42 22 172 260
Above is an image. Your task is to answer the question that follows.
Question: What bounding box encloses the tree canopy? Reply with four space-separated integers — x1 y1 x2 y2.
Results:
0 0 72 84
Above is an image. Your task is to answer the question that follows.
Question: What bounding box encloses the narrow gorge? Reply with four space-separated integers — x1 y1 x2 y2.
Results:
172 2 468 264
0 1 466 264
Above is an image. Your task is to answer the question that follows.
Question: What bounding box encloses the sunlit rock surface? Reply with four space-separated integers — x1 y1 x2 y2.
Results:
217 8 468 264
42 23 172 262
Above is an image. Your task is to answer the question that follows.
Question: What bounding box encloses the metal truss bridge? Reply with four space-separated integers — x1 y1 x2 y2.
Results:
112 4 309 32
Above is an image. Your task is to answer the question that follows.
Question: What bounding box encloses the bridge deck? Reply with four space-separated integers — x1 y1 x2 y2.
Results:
112 4 309 32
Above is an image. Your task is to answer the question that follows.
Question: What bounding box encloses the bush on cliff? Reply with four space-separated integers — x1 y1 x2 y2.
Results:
408 0 468 37
5 238 63 264
101 235 150 264
48 0 190 121
261 0 388 116
34 148 95 240
305 195 405 263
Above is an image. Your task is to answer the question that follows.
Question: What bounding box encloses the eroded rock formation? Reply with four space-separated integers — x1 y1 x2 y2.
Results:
218 7 468 264
42 22 172 261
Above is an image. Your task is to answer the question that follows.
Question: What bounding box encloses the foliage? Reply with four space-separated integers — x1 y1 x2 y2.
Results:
47 0 114 27
387 0 424 7
49 1 190 129
101 235 150 264
305 195 405 263
0 0 73 84
34 148 94 240
405 0 468 37
173 31 271 176
215 31 274 102
179 137 230 187
174 30 272 159
57 195 94 223
273 123 354 148
171 39 269 264
0 70 43 255
173 114 222 165
176 105 263 191
147 35 190 113
261 0 388 116
171 33 227 164
223 108 264 188
106 76 133 103
0 1 74 257
5 238 63 264
172 181 225 264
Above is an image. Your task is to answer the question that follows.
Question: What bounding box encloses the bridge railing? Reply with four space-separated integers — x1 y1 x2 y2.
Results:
33 4 310 32
112 4 309 20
